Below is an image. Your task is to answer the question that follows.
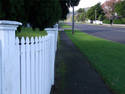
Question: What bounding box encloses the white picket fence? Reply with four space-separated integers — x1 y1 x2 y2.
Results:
0 20 58 94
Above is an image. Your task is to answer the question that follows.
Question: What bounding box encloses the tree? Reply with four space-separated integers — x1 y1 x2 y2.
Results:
0 0 62 30
87 3 104 21
115 0 125 17
77 8 84 13
60 0 80 34
59 0 69 20
75 8 86 22
86 6 95 21
0 0 25 21
0 0 79 30
75 13 86 22
27 0 62 30
102 0 120 24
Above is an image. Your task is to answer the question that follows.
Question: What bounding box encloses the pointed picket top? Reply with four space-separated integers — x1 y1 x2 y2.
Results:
43 36 45 40
40 36 44 43
15 37 19 45
26 37 30 44
39 36 42 42
35 37 38 44
31 37 34 45
21 37 25 45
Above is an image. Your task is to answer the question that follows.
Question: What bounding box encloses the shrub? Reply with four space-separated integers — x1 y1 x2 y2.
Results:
103 19 110 24
113 18 125 24
103 18 125 24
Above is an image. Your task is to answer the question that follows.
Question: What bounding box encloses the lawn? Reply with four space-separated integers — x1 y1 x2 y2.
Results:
61 24 72 28
65 30 125 94
16 27 47 38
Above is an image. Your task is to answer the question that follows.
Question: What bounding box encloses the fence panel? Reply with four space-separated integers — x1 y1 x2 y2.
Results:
0 21 58 94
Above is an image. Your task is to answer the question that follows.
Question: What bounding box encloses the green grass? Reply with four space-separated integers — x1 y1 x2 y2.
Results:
61 24 72 28
65 30 125 94
16 27 47 38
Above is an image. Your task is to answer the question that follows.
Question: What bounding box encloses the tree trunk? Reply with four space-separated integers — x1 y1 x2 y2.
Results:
72 6 75 34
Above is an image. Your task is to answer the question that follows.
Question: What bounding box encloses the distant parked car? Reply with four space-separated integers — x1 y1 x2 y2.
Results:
93 20 103 25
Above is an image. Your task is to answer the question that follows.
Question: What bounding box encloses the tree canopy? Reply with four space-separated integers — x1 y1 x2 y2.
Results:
87 3 104 21
0 0 62 30
115 0 125 17
60 0 80 19
102 0 120 20
77 8 85 13
0 0 80 30
75 8 86 22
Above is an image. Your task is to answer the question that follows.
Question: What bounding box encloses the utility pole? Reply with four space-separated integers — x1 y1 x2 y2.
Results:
72 6 74 34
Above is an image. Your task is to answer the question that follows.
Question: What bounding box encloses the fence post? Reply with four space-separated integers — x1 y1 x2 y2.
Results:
45 27 58 52
0 20 22 94
45 27 58 86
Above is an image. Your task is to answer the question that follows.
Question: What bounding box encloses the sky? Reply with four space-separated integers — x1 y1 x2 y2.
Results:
69 0 107 11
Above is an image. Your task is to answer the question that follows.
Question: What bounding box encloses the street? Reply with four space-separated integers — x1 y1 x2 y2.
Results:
67 23 125 44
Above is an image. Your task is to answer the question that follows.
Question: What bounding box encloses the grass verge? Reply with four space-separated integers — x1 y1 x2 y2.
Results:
61 24 72 28
65 30 125 94
16 27 47 38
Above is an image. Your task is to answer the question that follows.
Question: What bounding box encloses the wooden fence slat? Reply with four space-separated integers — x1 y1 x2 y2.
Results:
20 37 26 94
35 37 39 94
26 37 31 94
38 37 40 94
30 37 35 94
15 37 20 93
39 37 42 94
41 37 45 94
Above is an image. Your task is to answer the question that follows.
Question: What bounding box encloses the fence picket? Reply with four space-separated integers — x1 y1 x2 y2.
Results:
30 37 35 94
39 37 42 94
41 37 45 94
20 37 26 94
35 37 39 94
15 37 20 92
26 37 31 94
38 37 40 94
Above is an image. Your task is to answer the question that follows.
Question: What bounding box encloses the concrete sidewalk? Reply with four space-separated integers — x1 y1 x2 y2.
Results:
87 23 125 28
103 24 125 28
54 31 112 94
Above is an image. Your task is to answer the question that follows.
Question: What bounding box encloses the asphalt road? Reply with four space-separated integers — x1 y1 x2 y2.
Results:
68 23 125 44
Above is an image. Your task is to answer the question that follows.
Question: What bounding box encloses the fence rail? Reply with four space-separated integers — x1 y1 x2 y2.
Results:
0 20 58 94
